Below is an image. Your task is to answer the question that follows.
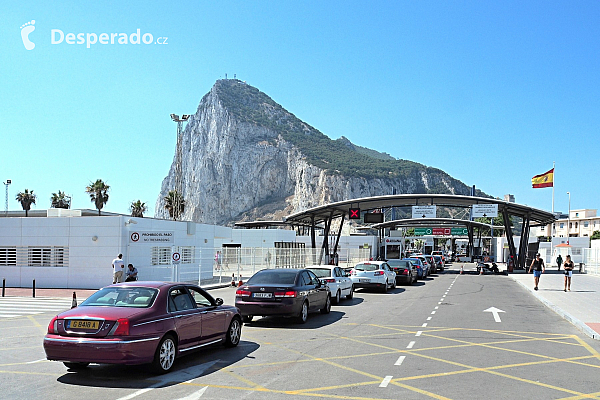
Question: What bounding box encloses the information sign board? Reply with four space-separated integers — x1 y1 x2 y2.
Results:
472 204 498 218
432 228 451 235
451 228 468 235
412 206 436 219
414 228 432 235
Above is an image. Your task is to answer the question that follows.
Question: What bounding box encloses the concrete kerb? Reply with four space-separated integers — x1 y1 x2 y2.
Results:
509 276 599 341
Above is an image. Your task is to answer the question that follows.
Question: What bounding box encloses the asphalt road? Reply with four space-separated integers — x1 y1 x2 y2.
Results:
2 266 600 400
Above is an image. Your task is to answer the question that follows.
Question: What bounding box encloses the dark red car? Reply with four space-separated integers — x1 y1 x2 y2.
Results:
43 282 241 373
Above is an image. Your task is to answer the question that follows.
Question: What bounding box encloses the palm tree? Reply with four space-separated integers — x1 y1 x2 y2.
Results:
164 190 185 220
130 200 147 218
85 179 110 216
16 189 36 217
50 190 71 209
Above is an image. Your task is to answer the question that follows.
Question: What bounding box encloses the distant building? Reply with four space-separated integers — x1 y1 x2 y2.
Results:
532 209 599 239
504 194 515 203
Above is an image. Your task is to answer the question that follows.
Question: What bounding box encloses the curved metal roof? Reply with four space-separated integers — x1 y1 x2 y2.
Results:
283 194 555 225
234 221 321 229
368 218 505 230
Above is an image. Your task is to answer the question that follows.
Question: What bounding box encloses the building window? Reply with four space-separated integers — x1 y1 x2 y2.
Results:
180 247 195 264
151 247 171 265
560 223 564 229
569 223 572 229
0 247 17 266
575 212 579 217
575 222 578 228
27 247 67 267
584 221 589 228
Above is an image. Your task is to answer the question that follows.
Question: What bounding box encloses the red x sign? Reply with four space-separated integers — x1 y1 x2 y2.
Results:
349 208 361 219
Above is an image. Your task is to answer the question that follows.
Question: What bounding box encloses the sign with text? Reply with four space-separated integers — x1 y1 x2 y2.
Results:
364 212 384 223
412 205 436 219
432 228 452 235
472 204 498 218
414 228 432 235
451 228 468 235
129 231 174 244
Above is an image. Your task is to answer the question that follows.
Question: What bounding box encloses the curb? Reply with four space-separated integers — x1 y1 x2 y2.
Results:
510 276 599 341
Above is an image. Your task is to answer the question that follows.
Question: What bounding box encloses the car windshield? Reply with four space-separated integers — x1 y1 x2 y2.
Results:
80 287 158 308
307 268 332 278
434 256 442 261
354 263 379 271
387 260 409 268
404 258 421 266
247 271 298 285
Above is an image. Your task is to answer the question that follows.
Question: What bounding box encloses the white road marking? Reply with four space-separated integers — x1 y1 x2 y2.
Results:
422 323 427 327
415 331 422 337
431 311 436 314
25 358 46 364
407 341 415 349
394 355 406 366
483 307 506 323
176 386 208 400
379 376 393 387
427 317 432 321
435 306 439 309
438 302 442 305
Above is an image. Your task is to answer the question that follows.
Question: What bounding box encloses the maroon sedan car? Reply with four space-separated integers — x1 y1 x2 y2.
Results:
44 282 241 373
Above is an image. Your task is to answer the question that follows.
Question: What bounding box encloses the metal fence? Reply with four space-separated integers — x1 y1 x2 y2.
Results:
583 248 600 275
141 247 370 286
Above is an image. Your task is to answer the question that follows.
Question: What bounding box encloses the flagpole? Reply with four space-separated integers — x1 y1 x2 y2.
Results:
552 161 555 214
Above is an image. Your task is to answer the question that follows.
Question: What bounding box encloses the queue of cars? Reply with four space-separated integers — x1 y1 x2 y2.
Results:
43 254 446 374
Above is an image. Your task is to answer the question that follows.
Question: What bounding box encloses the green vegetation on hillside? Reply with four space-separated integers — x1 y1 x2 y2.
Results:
213 79 476 195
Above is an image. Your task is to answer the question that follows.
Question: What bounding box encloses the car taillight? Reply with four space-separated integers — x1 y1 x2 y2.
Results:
402 269 409 275
274 291 297 298
111 318 130 336
47 316 58 334
351 270 356 275
323 279 336 283
374 271 384 276
236 289 251 296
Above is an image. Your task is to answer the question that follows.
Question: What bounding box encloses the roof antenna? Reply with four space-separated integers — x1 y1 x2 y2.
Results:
225 73 227 79
234 74 236 79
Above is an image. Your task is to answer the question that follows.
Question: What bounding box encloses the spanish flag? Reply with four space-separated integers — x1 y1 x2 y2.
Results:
532 168 554 188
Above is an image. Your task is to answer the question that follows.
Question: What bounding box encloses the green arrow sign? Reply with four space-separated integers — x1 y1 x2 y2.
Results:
451 228 468 235
414 228 433 235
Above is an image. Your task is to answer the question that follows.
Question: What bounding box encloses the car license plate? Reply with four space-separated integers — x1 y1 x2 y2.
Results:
253 292 272 298
359 279 370 283
68 320 99 329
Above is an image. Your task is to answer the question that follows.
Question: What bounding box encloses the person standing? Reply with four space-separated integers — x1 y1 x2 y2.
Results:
563 254 574 292
528 253 545 291
556 254 563 271
112 253 125 284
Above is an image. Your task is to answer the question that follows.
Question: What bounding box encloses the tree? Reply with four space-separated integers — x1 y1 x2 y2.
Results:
85 179 110 216
164 190 185 220
16 189 36 217
591 231 600 240
50 190 71 209
130 200 147 218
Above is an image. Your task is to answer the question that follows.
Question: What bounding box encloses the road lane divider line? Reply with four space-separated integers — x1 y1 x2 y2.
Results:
427 317 432 321
407 341 415 349
25 359 46 364
394 356 406 366
379 376 393 387
422 323 427 327
175 386 208 400
431 311 436 314
435 306 439 310
416 331 422 337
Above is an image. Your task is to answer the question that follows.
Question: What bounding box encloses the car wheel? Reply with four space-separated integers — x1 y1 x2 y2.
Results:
297 301 309 323
63 362 89 370
321 295 331 314
392 279 397 289
224 317 242 347
242 315 253 323
382 280 388 293
152 334 177 374
334 290 341 304
346 285 354 299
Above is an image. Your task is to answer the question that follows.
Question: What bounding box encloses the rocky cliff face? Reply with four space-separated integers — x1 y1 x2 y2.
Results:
155 80 475 225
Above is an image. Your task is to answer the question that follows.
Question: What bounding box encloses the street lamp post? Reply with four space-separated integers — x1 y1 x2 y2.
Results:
3 179 11 217
567 192 571 245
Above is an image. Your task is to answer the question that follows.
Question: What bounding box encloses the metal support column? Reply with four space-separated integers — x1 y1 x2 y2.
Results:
332 214 345 256
517 215 531 270
502 208 517 268
467 224 474 261
318 211 334 265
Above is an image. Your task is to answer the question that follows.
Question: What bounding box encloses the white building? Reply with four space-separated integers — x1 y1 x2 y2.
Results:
0 210 297 289
532 209 600 239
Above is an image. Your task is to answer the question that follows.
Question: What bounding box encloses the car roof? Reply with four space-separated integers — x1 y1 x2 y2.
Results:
106 281 174 289
306 265 336 270
355 261 386 265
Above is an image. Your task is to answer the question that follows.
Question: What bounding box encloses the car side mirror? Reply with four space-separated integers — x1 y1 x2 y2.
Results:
215 298 224 306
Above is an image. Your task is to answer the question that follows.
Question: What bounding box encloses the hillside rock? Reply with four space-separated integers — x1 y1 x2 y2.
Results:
155 80 476 225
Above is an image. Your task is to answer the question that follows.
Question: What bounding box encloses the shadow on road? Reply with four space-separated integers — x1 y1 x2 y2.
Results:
244 310 345 329
56 340 259 389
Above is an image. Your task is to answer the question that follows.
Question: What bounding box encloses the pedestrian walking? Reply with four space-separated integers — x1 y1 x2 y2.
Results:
112 253 125 284
528 253 545 291
563 254 574 292
556 254 563 271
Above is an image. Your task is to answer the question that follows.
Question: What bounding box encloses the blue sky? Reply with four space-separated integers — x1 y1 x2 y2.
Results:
1 1 598 217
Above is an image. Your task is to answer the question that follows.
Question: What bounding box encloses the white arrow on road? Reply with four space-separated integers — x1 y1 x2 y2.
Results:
483 307 505 322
